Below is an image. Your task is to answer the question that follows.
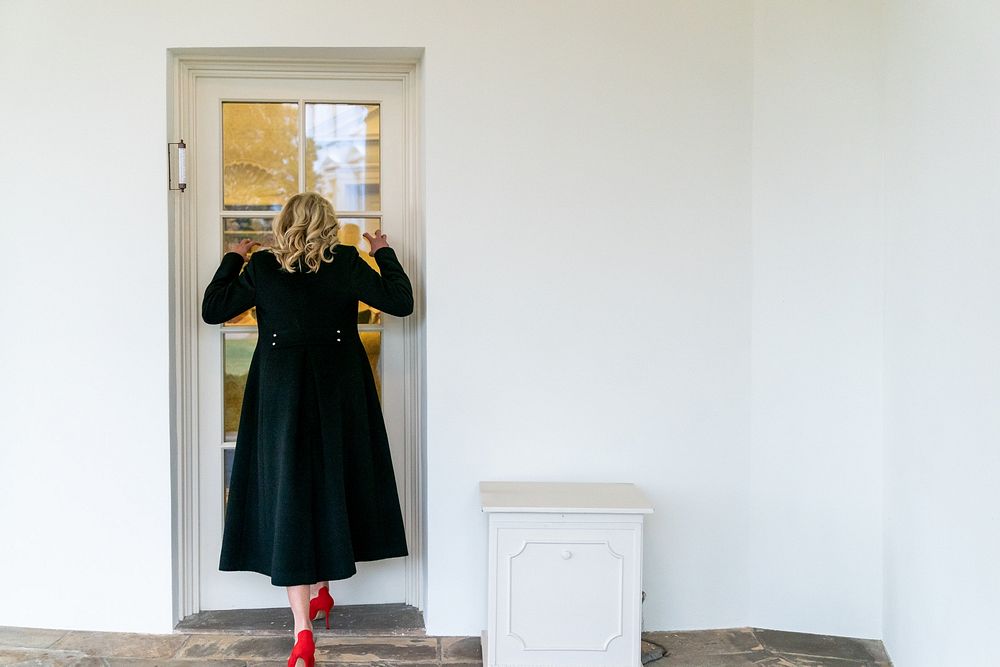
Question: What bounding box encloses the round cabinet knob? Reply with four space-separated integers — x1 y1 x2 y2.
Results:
561 549 572 560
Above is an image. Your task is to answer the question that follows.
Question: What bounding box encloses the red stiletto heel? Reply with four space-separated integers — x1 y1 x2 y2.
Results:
308 585 335 630
287 628 315 667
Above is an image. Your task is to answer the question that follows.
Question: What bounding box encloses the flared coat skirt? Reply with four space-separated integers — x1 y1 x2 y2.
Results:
218 327 409 586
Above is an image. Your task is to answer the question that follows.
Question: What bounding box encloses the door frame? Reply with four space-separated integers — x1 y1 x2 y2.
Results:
167 48 426 624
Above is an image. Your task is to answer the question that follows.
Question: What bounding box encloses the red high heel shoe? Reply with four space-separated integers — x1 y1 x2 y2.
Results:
308 585 335 630
287 628 315 667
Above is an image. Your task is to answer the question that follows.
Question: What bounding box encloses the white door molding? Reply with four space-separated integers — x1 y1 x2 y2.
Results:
167 49 425 624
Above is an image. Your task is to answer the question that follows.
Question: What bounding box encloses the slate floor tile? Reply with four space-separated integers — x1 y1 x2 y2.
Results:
49 630 189 659
313 636 438 662
174 633 292 660
643 627 765 660
775 656 874 667
105 660 245 667
647 650 798 666
0 625 69 649
0 646 108 666
179 634 439 663
754 629 890 664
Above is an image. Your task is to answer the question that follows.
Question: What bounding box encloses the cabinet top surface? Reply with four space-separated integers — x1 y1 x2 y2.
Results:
479 480 654 514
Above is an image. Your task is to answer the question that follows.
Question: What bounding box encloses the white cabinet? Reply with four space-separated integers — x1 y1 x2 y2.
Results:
480 481 654 667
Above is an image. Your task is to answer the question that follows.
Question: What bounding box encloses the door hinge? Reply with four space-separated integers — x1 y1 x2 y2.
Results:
168 140 187 192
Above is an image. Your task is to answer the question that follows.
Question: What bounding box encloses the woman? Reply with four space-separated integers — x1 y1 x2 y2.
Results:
201 192 414 667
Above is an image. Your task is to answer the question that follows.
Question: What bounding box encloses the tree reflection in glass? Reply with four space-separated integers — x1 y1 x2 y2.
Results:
223 102 299 211
223 332 256 441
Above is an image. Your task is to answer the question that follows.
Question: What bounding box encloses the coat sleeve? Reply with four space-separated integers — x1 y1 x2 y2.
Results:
349 246 414 317
201 251 257 324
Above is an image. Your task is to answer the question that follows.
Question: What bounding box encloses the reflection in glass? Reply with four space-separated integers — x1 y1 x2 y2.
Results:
338 217 383 325
223 332 257 441
306 104 380 212
223 447 235 518
221 219 271 327
361 331 382 401
223 102 299 211
223 217 275 257
224 308 257 327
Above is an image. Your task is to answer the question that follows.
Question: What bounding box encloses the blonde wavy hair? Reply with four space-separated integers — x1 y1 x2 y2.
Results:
269 192 341 273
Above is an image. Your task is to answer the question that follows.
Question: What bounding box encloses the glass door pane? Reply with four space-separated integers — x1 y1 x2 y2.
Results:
223 102 299 211
222 332 256 442
220 217 273 326
223 217 275 254
337 217 384 325
305 103 381 212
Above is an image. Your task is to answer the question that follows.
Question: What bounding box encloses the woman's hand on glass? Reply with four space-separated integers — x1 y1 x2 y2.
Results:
230 238 260 261
364 230 390 254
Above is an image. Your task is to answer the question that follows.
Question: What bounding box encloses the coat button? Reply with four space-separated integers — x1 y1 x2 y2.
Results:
272 342 276 346
273 333 277 337
336 338 341 342
336 330 341 333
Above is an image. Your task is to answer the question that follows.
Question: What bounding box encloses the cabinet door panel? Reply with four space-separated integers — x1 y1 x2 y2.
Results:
495 525 639 664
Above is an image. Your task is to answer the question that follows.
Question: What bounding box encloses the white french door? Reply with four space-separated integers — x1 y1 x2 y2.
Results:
194 74 408 609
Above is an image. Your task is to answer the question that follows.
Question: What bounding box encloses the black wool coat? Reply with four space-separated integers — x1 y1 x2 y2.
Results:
201 243 414 586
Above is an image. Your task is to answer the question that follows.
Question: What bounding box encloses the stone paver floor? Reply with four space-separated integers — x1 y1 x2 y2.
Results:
0 624 892 666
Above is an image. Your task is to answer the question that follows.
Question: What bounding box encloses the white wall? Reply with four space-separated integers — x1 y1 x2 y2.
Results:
424 2 755 633
882 1 1000 664
0 0 755 635
749 0 884 638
